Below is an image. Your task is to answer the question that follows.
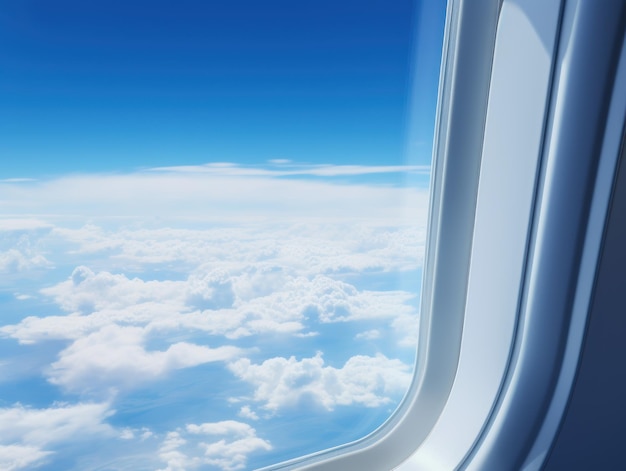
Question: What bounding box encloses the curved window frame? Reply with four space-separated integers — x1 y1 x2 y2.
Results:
260 0 501 468
260 0 626 470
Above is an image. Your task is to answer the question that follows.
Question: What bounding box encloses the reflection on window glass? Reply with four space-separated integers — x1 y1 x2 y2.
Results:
0 0 445 469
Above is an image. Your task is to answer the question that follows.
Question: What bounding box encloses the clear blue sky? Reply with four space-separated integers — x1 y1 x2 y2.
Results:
0 0 444 178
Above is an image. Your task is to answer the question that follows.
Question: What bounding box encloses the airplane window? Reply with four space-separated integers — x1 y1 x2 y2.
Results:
0 0 445 469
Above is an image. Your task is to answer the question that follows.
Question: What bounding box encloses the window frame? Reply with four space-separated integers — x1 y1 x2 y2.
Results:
260 0 626 469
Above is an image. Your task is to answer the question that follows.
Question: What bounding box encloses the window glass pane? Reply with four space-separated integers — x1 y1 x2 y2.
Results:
0 1 445 469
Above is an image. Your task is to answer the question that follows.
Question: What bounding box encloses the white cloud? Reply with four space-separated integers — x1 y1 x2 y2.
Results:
0 402 114 470
157 431 196 471
151 273 418 340
0 445 51 471
0 218 50 231
2 264 418 346
355 329 381 340
186 269 236 310
157 421 271 471
48 222 425 276
0 162 427 466
279 275 416 323
117 425 154 441
150 161 429 178
0 223 54 277
120 428 135 440
47 324 242 394
0 248 51 273
229 352 412 412
237 406 259 421
392 311 421 348
0 402 114 446
186 420 254 437
42 265 185 314
0 164 428 226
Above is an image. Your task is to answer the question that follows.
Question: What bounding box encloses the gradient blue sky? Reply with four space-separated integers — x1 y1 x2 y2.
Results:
0 1 445 470
0 0 444 178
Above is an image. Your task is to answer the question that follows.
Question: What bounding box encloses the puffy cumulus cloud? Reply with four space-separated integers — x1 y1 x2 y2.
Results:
157 421 271 471
0 248 51 273
0 402 113 470
223 274 415 331
153 274 417 341
47 324 242 394
283 275 416 323
229 352 412 412
185 269 236 311
1 266 417 347
0 266 189 345
42 266 185 314
237 406 259 421
157 431 195 471
0 224 54 277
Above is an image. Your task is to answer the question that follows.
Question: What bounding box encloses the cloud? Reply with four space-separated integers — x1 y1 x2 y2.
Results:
0 249 51 273
47 324 242 394
0 222 54 276
154 273 418 340
186 269 236 311
0 163 428 225
2 264 418 346
157 431 194 471
0 218 51 231
237 406 259 421
392 311 420 348
355 329 381 340
0 161 427 467
229 352 412 412
157 421 271 471
0 445 51 471
42 265 185 314
43 223 425 287
282 275 416 323
116 425 154 441
150 161 429 178
0 402 114 470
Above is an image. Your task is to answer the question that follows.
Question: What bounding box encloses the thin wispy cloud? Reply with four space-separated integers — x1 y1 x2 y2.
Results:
149 161 430 177
0 163 427 225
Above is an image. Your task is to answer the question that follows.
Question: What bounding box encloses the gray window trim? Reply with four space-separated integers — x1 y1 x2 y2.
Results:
259 1 626 470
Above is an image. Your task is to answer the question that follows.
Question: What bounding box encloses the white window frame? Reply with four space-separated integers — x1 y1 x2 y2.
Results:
259 0 626 469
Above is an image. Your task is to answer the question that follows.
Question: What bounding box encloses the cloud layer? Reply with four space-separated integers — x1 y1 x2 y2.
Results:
0 162 427 469
230 352 412 412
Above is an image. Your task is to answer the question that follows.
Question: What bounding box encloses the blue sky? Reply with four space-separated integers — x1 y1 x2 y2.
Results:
0 0 443 178
0 1 445 469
